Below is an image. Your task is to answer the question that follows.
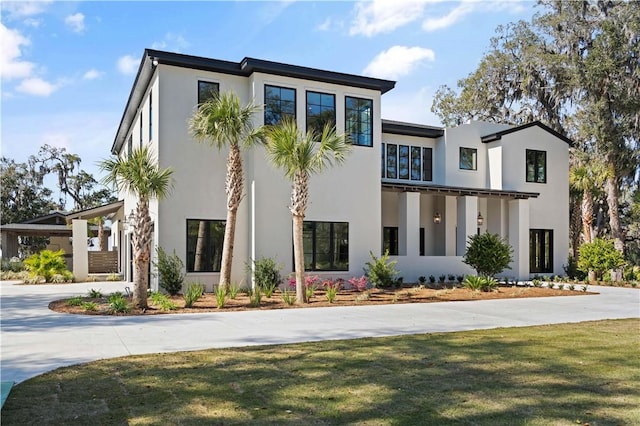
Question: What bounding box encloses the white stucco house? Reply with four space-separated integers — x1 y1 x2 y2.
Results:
110 49 570 291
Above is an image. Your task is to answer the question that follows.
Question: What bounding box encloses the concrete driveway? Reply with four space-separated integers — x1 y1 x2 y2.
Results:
1 279 638 384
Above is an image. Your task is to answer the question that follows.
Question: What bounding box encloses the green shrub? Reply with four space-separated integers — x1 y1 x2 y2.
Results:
247 257 282 298
578 238 626 281
463 233 513 277
24 249 69 282
464 275 497 292
153 247 185 295
215 285 227 308
418 276 426 284
1 258 25 272
532 279 542 288
67 296 83 306
429 275 436 283
88 288 103 298
249 287 262 307
623 267 638 281
281 289 295 305
363 251 398 288
82 302 98 311
438 275 446 283
184 283 205 308
228 284 240 299
109 293 130 313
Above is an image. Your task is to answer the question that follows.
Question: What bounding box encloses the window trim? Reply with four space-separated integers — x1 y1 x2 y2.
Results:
148 90 152 142
526 149 547 183
459 147 477 171
345 96 373 147
303 221 349 271
305 90 336 134
264 84 296 126
186 219 226 273
197 80 220 105
530 229 554 274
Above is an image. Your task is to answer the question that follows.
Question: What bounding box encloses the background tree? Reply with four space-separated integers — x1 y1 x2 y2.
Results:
432 0 640 269
100 146 174 309
1 157 56 224
265 118 351 304
189 92 264 291
578 238 626 282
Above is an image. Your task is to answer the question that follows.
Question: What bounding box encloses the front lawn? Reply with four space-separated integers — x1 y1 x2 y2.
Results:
3 319 639 425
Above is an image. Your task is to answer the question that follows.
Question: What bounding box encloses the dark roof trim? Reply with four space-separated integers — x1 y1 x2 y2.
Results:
382 119 444 138
23 211 68 224
382 182 539 200
481 121 573 146
112 50 396 154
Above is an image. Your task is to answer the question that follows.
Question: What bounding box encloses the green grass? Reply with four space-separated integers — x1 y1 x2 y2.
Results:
3 319 639 425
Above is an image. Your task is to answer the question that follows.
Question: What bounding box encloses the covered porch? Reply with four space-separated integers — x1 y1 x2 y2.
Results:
381 183 539 281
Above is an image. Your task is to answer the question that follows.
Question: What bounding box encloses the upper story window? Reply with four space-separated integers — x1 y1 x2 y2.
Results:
382 143 432 182
127 135 133 155
139 112 143 148
526 149 547 183
148 90 153 141
306 91 335 134
198 81 219 105
459 147 477 170
265 85 296 126
345 96 373 147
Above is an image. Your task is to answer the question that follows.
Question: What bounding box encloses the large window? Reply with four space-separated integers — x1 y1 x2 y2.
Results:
186 219 225 272
198 81 219 105
526 149 547 183
265 85 295 125
139 112 143 148
345 96 373 147
148 90 153 141
383 227 399 255
382 143 432 182
306 91 335 134
530 229 553 273
459 147 477 170
303 221 348 271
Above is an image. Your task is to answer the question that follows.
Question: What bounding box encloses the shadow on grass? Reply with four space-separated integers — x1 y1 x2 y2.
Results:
3 319 639 425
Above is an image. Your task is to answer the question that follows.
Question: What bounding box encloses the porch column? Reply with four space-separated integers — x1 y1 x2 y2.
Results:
444 196 457 256
487 198 508 238
398 191 420 256
508 199 530 280
456 196 478 256
72 219 88 282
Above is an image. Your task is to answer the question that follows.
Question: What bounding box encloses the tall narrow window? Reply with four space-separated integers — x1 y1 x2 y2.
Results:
381 143 386 177
345 96 373 147
148 90 153 142
306 91 335 134
398 145 409 179
265 85 296 125
410 146 421 180
386 144 397 179
419 228 425 256
526 149 547 183
383 227 399 256
459 147 477 170
186 219 225 272
198 81 219 104
303 221 348 271
139 112 143 148
127 135 133 155
530 229 553 273
423 147 433 181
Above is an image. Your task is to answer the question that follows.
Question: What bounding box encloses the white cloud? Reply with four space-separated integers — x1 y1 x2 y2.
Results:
65 13 85 33
23 18 43 28
16 77 58 97
83 69 103 80
2 1 52 20
363 46 435 80
422 2 475 31
117 54 139 75
0 23 35 80
350 0 430 37
317 17 332 32
151 32 190 52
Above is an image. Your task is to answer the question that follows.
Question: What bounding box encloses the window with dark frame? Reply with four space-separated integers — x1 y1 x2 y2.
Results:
419 228 425 256
265 85 296 126
526 149 547 183
198 81 220 105
139 112 143 148
410 146 421 180
422 147 433 181
306 91 335 134
186 219 226 272
386 144 397 179
148 90 152 141
127 135 133 156
459 147 477 170
302 221 348 271
398 145 410 179
345 96 373 147
381 143 386 177
383 227 399 256
530 229 553 273
382 144 432 182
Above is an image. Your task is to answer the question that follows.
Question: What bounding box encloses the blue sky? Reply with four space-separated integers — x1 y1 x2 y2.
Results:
2 0 537 186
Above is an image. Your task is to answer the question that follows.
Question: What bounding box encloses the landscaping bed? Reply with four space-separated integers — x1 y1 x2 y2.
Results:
49 284 594 316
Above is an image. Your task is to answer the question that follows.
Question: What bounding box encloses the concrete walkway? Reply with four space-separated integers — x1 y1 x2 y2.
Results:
1 279 638 384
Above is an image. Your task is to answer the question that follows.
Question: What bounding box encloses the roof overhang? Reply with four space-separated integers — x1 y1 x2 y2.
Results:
382 182 539 200
481 121 573 146
382 119 444 138
65 200 124 223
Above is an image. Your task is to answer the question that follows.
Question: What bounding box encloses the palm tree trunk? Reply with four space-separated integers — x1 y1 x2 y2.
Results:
605 171 624 281
194 220 206 271
292 214 307 304
131 199 152 309
581 191 594 243
219 143 244 291
97 218 107 251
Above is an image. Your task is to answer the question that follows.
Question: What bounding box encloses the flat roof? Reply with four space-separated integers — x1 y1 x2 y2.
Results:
382 182 539 200
382 119 444 138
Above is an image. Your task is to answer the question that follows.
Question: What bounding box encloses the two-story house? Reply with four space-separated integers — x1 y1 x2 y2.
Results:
110 49 570 290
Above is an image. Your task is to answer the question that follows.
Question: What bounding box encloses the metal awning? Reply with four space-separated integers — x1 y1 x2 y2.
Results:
382 182 539 200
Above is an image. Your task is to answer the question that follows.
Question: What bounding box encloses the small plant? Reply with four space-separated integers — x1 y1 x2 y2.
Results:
348 275 368 291
355 291 371 303
429 275 436 284
457 275 464 284
249 287 262 307
108 293 130 313
547 282 555 289
106 273 121 282
323 279 341 303
24 249 70 282
148 292 176 311
67 296 83 306
448 274 455 282
215 285 227 309
88 288 103 298
228 284 240 299
568 284 576 291
247 257 282 298
631 281 638 288
532 279 542 288
483 276 498 292
418 276 426 284
463 275 484 291
82 301 98 311
557 283 565 290
281 289 295 305
183 283 204 308
395 277 404 288
553 275 561 282
363 251 399 289
153 247 185 296
438 275 446 284
581 285 589 292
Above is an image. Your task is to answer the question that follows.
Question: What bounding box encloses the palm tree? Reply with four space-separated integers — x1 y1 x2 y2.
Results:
569 160 606 244
189 92 264 291
265 118 351 304
100 146 174 309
